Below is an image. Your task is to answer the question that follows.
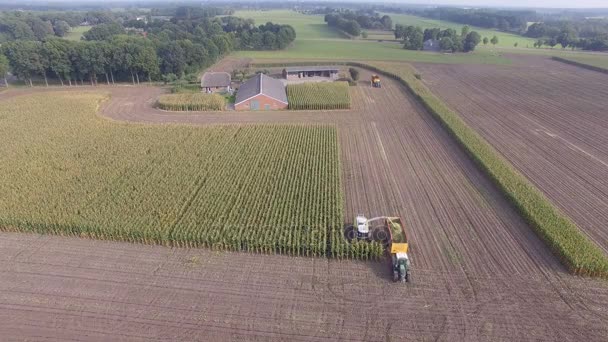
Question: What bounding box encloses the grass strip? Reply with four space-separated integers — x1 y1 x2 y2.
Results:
551 56 608 74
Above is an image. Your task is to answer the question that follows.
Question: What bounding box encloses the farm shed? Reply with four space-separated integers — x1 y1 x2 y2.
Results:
201 72 232 93
423 39 441 52
282 66 339 80
235 74 288 111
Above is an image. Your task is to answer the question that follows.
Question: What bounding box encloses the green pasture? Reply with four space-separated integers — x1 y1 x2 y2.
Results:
384 13 537 48
233 10 343 40
63 26 91 41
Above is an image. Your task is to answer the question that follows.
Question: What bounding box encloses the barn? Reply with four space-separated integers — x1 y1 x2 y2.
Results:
235 74 288 111
282 66 339 81
423 39 441 52
201 72 232 93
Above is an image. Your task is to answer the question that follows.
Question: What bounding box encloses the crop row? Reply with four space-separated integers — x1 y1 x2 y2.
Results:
0 93 366 258
356 61 608 278
287 81 351 110
157 93 225 111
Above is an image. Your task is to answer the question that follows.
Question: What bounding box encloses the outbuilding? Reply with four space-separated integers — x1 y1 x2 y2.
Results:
423 39 441 52
201 72 232 93
282 66 339 80
235 74 288 111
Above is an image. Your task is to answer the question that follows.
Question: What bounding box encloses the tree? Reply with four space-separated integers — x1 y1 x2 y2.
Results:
361 31 368 39
349 67 359 81
26 17 54 40
42 38 74 86
380 15 393 30
423 28 440 41
83 23 125 41
53 20 71 37
557 28 576 49
463 31 481 52
439 37 454 52
490 35 499 46
0 53 9 87
483 37 489 45
402 26 424 50
158 41 186 76
2 40 45 86
461 25 470 38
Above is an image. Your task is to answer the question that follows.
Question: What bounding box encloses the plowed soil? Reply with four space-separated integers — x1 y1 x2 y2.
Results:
2 63 608 340
414 56 608 254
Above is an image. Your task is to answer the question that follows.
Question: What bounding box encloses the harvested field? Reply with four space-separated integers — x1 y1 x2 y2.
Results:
1 232 608 341
2 62 608 340
414 56 608 254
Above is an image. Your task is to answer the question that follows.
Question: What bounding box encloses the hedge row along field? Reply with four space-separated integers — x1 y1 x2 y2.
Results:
0 92 381 258
157 93 225 111
356 61 608 278
551 56 608 75
287 81 351 110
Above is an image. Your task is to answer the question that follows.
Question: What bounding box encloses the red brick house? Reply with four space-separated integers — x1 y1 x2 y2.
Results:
235 74 288 111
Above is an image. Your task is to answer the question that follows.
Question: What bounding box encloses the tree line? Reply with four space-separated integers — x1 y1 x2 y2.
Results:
0 9 296 86
414 8 533 33
0 10 145 42
324 10 392 37
395 25 482 52
527 21 608 51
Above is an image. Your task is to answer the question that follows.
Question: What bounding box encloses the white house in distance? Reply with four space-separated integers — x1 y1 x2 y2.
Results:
200 72 232 93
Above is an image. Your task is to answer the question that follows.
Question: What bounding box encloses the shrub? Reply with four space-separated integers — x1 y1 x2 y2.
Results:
349 67 360 81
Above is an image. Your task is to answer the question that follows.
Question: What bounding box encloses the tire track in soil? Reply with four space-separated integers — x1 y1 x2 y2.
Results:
1 64 608 340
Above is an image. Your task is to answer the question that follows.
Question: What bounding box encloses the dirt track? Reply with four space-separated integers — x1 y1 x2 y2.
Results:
2 64 608 340
414 56 608 253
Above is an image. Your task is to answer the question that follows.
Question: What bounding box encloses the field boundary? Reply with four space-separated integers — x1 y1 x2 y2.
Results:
552 56 608 74
252 60 608 278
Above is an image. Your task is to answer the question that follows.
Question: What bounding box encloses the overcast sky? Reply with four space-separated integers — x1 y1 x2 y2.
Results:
407 0 607 8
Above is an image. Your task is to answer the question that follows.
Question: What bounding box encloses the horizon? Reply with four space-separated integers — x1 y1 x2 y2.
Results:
0 0 607 10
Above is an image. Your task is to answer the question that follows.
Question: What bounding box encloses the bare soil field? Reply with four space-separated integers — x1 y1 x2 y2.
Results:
2 63 608 340
2 232 608 341
414 56 608 254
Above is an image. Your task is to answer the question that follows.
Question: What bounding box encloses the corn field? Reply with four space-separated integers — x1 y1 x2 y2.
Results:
0 92 380 258
287 81 351 110
157 93 226 111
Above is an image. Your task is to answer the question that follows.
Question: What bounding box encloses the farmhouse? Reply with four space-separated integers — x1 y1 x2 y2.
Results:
423 39 441 52
201 72 232 93
282 66 339 80
235 74 288 111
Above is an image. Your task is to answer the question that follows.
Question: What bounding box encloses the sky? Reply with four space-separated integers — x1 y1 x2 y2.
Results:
401 0 608 9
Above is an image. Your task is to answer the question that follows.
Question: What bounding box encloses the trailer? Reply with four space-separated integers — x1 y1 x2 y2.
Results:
353 215 411 283
386 217 411 283
371 75 381 88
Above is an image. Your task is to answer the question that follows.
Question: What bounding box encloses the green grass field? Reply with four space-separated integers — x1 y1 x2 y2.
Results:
236 39 511 64
233 9 518 64
383 13 536 49
63 26 91 41
234 10 342 40
0 92 365 257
